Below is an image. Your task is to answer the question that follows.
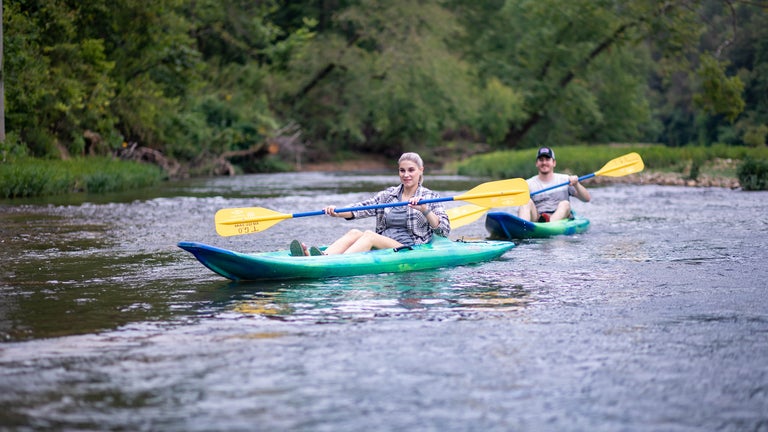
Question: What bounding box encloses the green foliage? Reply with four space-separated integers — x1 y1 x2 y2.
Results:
244 156 293 173
0 158 165 198
456 146 617 179
476 78 526 145
3 0 298 166
0 133 29 162
743 124 768 148
732 18 768 146
281 0 482 157
0 163 67 198
450 0 662 148
737 158 768 191
189 0 316 67
84 0 203 150
4 1 119 157
694 55 745 122
3 0 768 174
652 0 757 147
688 157 702 181
455 144 768 180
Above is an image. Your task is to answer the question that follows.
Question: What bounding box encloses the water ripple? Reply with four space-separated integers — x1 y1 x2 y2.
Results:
2 178 768 431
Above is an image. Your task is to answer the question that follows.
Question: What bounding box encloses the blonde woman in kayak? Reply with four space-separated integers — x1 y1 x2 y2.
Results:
517 147 591 222
290 152 450 256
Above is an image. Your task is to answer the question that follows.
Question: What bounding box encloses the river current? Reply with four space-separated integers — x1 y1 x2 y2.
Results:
1 172 767 431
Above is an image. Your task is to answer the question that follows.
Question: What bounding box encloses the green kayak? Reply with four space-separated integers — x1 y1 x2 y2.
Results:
485 211 590 240
178 236 515 281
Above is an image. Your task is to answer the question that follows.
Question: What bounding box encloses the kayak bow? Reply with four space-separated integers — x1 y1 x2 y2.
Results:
485 211 590 240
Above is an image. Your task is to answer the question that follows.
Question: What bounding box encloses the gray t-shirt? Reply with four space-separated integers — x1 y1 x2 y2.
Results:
381 206 416 244
527 174 576 213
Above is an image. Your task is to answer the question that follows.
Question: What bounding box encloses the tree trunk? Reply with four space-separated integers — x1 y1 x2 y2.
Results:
0 0 5 142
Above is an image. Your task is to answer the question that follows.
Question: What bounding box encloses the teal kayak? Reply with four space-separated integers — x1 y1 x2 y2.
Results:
178 236 515 281
485 211 590 240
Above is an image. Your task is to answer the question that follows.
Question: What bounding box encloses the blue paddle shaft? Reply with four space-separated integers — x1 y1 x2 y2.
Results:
292 196 454 219
531 173 595 196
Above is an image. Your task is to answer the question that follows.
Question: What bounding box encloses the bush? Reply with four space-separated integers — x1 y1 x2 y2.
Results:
455 145 659 178
0 157 165 198
0 164 52 197
737 158 768 191
455 144 768 181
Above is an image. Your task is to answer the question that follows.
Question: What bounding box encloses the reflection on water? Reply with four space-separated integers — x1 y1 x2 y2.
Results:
601 240 652 262
228 270 531 323
2 175 768 431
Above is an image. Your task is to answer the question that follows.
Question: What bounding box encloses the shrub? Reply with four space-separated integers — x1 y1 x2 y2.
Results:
0 157 164 198
737 158 768 191
455 144 768 182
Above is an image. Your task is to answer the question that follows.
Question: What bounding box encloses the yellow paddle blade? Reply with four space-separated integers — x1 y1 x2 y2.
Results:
447 204 489 229
212 178 528 237
215 207 292 237
455 178 530 208
595 152 644 177
446 154 642 231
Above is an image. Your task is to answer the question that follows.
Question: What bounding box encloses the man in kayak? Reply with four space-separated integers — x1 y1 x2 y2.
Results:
290 152 451 256
517 147 591 222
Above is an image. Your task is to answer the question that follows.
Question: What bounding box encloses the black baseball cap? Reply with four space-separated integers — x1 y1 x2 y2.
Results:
537 147 555 159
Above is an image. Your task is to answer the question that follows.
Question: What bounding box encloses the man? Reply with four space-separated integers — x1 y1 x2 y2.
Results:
518 147 591 222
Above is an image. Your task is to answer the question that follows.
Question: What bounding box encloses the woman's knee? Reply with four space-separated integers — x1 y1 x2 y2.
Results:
344 228 363 238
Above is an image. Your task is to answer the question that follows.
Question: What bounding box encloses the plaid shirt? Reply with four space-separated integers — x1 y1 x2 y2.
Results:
347 184 450 244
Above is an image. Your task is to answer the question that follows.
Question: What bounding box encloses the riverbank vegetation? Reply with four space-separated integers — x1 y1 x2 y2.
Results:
738 158 768 190
0 157 164 199
453 145 768 189
2 0 767 193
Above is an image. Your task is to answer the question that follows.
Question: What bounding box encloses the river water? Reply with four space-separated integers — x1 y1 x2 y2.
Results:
1 172 767 431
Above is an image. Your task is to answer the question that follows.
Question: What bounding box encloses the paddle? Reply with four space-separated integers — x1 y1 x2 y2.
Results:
447 152 645 228
215 178 530 237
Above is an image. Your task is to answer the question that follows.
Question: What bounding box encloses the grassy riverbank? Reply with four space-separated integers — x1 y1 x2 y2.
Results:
0 157 165 199
451 144 768 190
2 144 767 199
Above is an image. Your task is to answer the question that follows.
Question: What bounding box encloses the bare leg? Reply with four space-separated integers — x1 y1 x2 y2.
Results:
344 230 402 254
323 229 364 255
517 200 539 222
549 201 572 222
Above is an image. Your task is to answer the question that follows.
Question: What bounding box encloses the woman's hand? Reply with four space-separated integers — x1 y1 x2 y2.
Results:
408 197 430 215
324 205 338 217
325 205 355 219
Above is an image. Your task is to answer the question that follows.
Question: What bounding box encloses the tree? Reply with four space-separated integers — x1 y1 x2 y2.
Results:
0 0 5 143
272 0 527 158
4 0 765 169
699 0 768 147
4 0 118 157
450 0 751 148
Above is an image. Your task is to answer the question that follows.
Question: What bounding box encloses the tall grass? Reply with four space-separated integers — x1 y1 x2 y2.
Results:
456 144 768 184
0 158 165 198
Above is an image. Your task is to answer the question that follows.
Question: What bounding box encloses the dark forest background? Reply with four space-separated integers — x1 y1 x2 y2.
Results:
2 0 767 174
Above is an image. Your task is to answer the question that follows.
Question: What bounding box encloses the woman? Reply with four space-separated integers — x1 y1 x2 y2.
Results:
291 152 450 256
